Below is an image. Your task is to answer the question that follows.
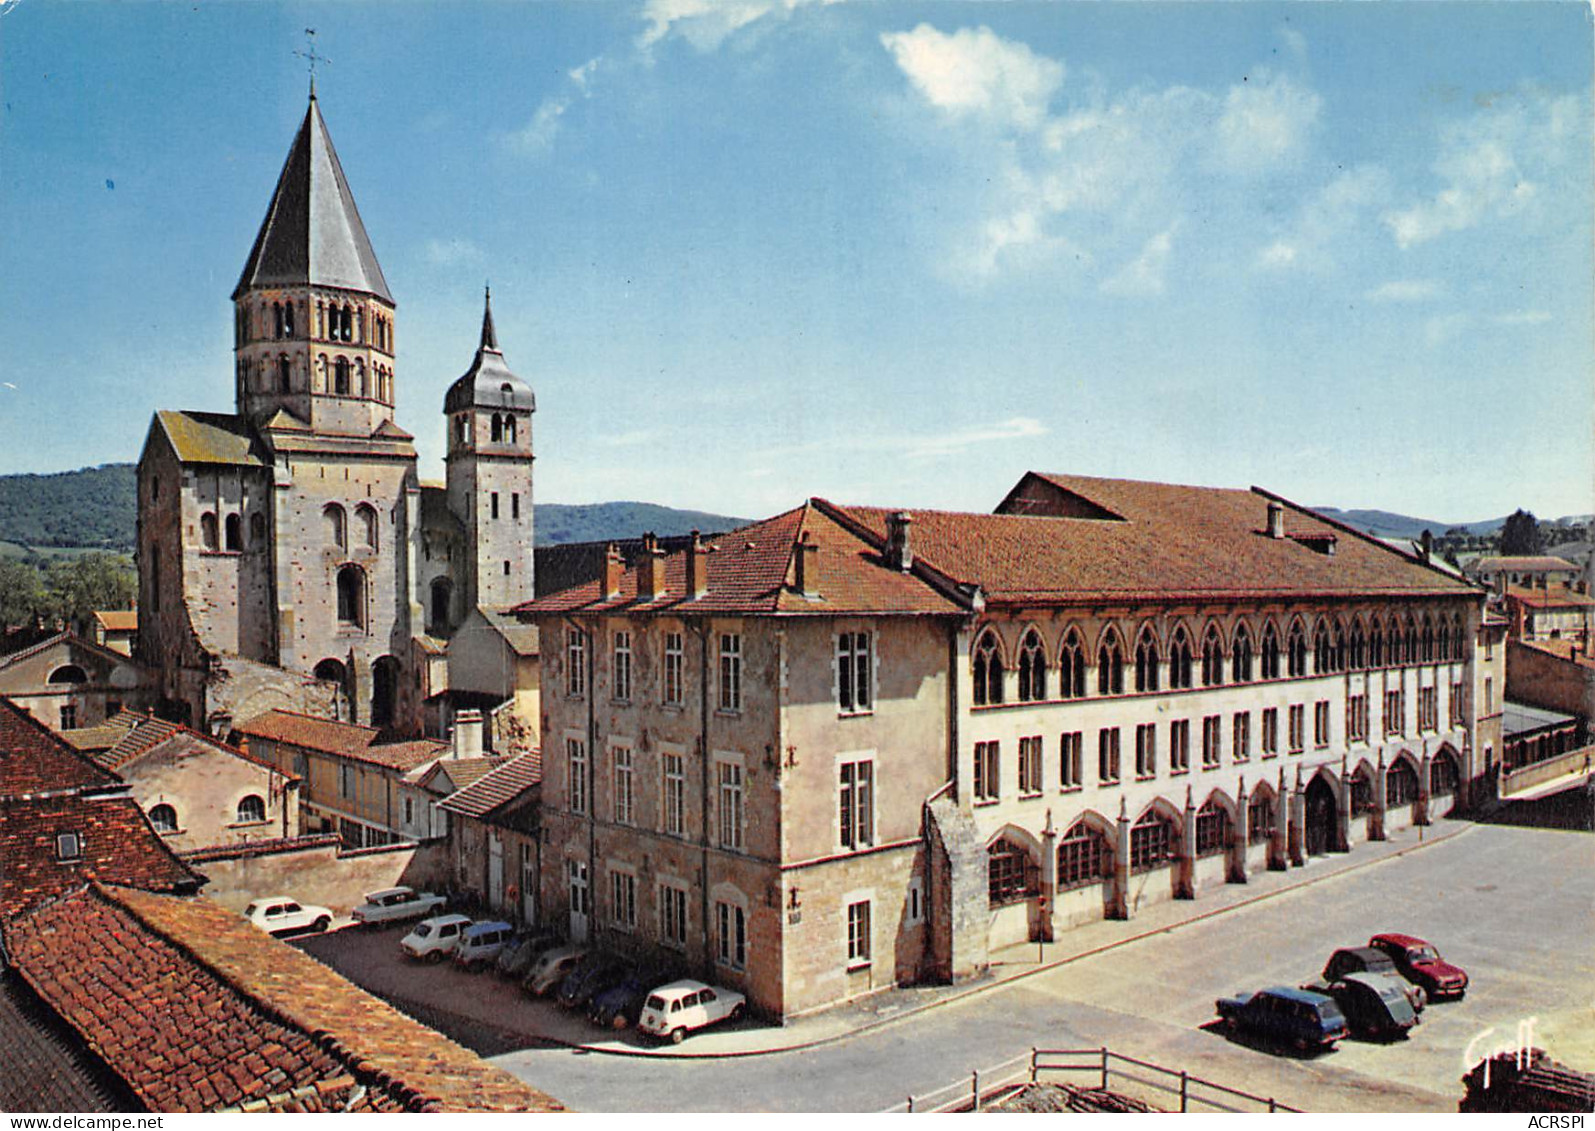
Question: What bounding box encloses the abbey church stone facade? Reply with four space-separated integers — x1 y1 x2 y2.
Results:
136 94 536 737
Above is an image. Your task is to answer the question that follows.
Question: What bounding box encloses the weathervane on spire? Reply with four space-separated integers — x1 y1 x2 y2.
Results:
294 28 329 98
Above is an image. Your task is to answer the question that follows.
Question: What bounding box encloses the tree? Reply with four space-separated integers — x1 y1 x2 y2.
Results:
1499 509 1544 556
0 558 47 628
42 553 136 629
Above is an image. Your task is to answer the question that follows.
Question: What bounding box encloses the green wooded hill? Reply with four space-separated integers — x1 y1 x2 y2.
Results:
0 463 745 552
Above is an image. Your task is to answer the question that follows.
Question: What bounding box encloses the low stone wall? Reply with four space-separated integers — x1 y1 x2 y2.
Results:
188 835 451 917
1501 743 1595 797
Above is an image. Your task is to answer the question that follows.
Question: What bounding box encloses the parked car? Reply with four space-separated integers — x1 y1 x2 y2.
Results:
496 931 562 979
1214 986 1350 1053
1368 933 1468 1000
454 920 516 971
1318 946 1426 1010
1321 973 1420 1040
555 953 630 1011
638 979 747 1044
400 914 473 962
350 886 447 926
523 944 587 996
589 966 677 1031
243 896 333 937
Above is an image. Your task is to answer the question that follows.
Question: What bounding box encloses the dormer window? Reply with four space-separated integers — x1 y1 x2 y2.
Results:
56 831 82 862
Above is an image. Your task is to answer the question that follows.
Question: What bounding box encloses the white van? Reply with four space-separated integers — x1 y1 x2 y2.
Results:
400 913 472 962
637 979 747 1044
453 921 515 970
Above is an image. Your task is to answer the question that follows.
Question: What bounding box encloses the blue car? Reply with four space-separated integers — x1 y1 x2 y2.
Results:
1216 986 1350 1053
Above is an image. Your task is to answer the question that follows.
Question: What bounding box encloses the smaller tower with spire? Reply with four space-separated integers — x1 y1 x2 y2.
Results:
444 288 536 611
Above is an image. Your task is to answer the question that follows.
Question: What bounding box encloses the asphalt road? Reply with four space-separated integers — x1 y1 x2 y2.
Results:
486 822 1595 1112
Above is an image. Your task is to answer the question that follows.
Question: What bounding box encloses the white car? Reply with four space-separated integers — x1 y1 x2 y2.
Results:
637 979 747 1044
350 886 447 926
400 913 472 962
243 896 333 937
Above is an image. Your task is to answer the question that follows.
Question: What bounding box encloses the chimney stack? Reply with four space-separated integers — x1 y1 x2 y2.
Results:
685 530 707 600
793 531 819 598
452 709 484 760
1266 501 1285 539
1419 529 1434 564
886 511 914 572
601 543 624 600
638 533 665 602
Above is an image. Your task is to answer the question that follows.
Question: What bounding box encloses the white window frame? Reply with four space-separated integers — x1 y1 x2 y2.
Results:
719 632 743 713
838 753 875 850
566 628 586 698
567 736 589 816
609 867 637 931
613 629 632 702
612 742 635 826
663 630 685 707
845 893 873 970
1060 731 1083 789
658 879 689 949
662 748 686 838
837 629 873 714
713 890 747 971
716 753 745 851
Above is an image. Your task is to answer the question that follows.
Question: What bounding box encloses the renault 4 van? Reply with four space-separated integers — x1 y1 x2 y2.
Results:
400 914 472 962
637 979 746 1044
1215 986 1349 1053
453 921 515 971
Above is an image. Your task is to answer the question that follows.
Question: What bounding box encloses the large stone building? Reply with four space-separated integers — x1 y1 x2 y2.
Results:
136 93 537 738
516 472 1494 1020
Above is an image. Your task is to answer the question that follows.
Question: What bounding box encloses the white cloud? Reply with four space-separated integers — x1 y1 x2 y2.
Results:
902 416 1048 460
879 24 1064 131
638 0 840 52
505 96 569 155
1384 90 1583 248
1101 224 1177 297
597 429 658 448
422 238 484 266
1213 70 1321 173
1424 313 1470 346
1279 27 1308 61
1366 279 1441 303
1254 164 1389 271
1493 309 1553 326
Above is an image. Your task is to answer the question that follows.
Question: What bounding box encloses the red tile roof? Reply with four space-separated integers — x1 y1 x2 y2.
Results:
439 752 542 820
91 610 138 632
514 502 963 618
4 885 562 1112
0 973 136 1112
0 697 120 799
1506 585 1595 610
1469 555 1580 573
1516 638 1595 669
0 793 201 918
236 710 446 772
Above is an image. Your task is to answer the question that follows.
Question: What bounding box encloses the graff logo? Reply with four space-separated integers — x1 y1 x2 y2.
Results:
1462 1016 1537 1089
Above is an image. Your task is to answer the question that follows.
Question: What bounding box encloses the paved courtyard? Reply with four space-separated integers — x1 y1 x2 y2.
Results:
294 818 1595 1112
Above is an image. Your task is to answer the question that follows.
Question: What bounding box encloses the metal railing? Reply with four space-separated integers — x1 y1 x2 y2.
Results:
882 1047 1301 1113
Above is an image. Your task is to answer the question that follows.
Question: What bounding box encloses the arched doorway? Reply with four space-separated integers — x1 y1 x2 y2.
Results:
429 577 453 635
1305 773 1339 856
313 657 350 721
371 655 399 731
1429 749 1461 816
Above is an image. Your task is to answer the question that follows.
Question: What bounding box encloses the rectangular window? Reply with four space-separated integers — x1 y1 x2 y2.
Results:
1347 695 1369 743
717 759 744 851
663 752 685 837
846 900 872 967
839 759 874 849
403 796 415 825
659 884 688 948
974 741 1000 802
1314 700 1331 748
1135 724 1156 778
55 831 81 862
58 704 77 731
664 631 684 707
1384 689 1404 736
1261 707 1278 757
512 493 521 520
1098 728 1121 784
1484 676 1494 715
1170 720 1190 773
612 745 634 826
1232 711 1250 762
612 631 632 701
1201 715 1221 768
838 631 872 713
339 763 354 800
567 738 589 816
906 879 924 925
1288 704 1305 753
567 859 590 917
1059 731 1083 788
610 870 637 931
1449 680 1465 727
491 491 500 520
716 901 747 970
565 628 586 697
1019 736 1044 794
719 633 743 712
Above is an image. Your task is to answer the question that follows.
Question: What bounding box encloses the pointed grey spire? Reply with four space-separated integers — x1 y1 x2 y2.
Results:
233 97 392 302
480 285 499 351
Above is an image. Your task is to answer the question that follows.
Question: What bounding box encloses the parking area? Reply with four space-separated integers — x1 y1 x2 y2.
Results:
290 819 1595 1111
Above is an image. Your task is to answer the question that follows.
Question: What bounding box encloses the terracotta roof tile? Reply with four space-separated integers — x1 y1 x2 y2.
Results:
0 698 120 799
0 973 137 1112
1469 555 1580 573
1506 585 1595 609
236 710 445 772
91 610 138 632
439 752 542 820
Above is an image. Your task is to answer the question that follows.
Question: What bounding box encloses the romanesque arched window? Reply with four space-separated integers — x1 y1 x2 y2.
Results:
47 665 87 685
236 795 266 823
273 302 284 339
1134 626 1160 693
491 414 503 443
355 358 366 397
336 564 365 626
341 304 354 342
1169 625 1193 689
149 803 177 834
324 503 347 549
505 415 518 444
1059 629 1085 699
356 504 379 551
224 514 242 552
1017 629 1047 702
1201 624 1225 687
430 577 453 633
1232 623 1254 683
201 512 219 551
278 355 291 393
334 357 350 396
972 631 1003 707
284 302 295 338
1097 631 1124 696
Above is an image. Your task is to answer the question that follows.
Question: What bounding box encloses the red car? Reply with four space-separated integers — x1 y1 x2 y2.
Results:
1368 933 1468 1001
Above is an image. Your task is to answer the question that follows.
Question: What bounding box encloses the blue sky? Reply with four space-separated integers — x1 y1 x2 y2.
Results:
2 1 1590 524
